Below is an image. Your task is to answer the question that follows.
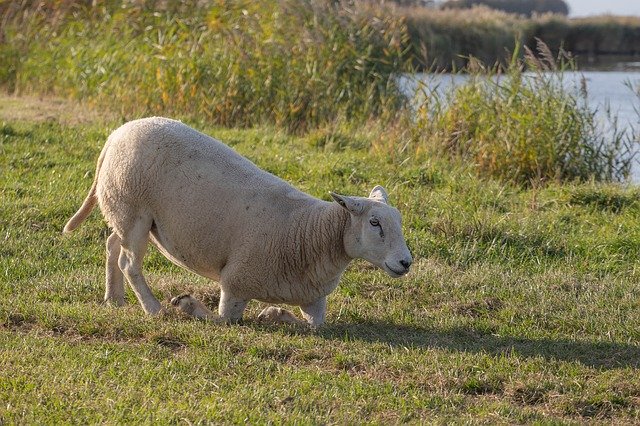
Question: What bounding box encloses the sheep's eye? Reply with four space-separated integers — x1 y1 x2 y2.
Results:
370 218 384 237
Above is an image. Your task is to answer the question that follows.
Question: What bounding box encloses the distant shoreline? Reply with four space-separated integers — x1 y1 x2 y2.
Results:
399 6 640 71
575 55 640 71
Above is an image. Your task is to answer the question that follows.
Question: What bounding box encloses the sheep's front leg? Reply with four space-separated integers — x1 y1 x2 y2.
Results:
258 306 305 325
299 297 327 327
218 290 248 324
258 297 327 328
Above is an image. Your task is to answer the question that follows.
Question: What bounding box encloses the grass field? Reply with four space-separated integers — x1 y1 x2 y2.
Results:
1 95 640 423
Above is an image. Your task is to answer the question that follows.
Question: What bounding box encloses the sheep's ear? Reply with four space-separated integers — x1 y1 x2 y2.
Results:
330 192 364 215
369 185 388 204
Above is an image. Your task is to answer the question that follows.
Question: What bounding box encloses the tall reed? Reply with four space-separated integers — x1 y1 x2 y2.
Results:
0 0 411 132
2 3 636 186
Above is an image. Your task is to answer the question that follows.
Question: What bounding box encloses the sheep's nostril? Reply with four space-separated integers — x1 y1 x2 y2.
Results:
400 259 412 269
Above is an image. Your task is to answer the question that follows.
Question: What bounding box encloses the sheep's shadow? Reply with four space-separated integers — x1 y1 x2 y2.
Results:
311 321 640 370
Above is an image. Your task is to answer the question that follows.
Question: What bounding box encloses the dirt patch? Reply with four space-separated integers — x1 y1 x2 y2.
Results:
454 297 504 318
509 384 549 405
1 312 37 331
150 334 187 352
0 93 117 125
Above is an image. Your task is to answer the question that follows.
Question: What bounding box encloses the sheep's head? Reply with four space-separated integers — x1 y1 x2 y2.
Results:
331 186 412 278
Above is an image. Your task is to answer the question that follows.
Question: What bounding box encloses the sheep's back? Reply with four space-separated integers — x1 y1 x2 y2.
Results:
97 117 315 279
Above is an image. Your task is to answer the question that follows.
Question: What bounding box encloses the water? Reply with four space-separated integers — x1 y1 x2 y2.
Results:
404 69 640 181
575 71 640 129
407 71 640 128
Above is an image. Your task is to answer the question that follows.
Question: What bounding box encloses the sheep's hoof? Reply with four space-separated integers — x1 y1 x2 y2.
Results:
171 293 192 306
156 307 170 317
103 297 126 307
171 293 196 315
258 306 301 324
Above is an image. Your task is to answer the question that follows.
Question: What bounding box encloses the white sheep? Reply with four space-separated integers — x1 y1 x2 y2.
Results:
63 117 412 326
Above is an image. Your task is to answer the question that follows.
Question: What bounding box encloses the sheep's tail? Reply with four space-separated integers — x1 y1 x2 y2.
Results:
63 143 108 233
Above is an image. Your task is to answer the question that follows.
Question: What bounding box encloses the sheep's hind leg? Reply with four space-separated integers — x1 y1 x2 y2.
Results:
118 217 163 315
104 232 125 306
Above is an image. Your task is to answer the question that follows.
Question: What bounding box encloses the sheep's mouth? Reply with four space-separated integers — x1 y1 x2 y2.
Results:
384 262 408 277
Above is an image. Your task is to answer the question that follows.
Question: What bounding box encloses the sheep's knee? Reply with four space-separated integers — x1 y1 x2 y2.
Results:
299 297 327 328
218 290 248 324
105 232 125 306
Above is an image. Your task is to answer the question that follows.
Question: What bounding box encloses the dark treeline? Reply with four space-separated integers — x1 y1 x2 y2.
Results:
441 0 569 17
399 6 640 70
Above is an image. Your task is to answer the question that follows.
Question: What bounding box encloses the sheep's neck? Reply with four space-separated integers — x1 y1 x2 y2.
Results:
282 202 351 291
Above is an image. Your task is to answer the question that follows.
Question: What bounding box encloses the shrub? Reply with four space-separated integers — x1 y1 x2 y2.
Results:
410 41 636 185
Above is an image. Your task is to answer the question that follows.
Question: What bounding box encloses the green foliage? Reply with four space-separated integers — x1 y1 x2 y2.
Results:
410 42 636 185
1 3 637 186
0 0 410 132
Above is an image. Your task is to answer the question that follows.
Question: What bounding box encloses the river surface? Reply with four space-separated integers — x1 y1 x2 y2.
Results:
405 69 640 180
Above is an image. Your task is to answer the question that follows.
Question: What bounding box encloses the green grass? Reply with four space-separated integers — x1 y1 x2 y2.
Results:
2 99 640 423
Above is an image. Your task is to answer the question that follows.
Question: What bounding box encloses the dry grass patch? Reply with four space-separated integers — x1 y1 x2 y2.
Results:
0 93 115 125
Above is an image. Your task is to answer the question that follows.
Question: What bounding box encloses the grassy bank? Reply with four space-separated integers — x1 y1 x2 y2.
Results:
2 96 640 422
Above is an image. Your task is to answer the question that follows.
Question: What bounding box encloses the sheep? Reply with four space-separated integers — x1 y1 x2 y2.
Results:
63 117 412 327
